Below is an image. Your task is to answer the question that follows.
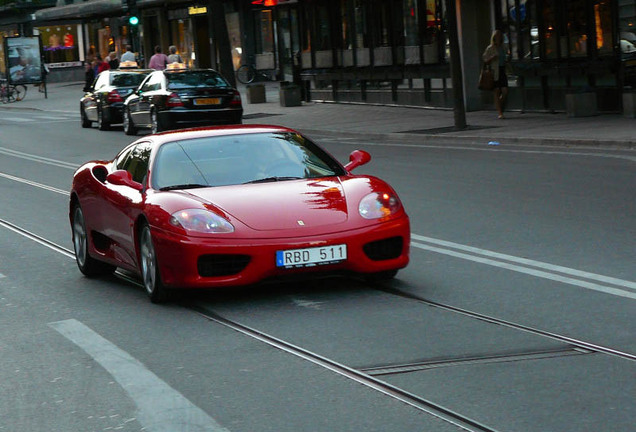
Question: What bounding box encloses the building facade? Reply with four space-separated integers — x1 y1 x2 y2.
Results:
1 0 634 114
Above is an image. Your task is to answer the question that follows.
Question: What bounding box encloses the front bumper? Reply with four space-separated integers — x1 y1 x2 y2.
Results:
151 217 410 289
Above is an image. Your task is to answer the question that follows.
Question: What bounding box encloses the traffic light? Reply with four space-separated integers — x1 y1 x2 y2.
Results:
122 0 139 25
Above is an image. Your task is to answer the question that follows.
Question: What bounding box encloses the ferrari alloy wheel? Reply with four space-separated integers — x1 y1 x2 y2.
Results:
72 205 115 276
123 108 137 135
150 109 163 134
97 107 110 131
80 106 91 128
139 224 169 303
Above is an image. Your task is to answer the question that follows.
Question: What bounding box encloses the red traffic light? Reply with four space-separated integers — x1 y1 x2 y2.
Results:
251 0 278 5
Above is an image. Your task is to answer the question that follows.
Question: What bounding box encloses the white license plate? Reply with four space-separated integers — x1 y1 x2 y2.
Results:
194 97 220 105
276 244 347 268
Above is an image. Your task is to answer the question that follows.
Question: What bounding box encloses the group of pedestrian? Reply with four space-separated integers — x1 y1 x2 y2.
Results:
148 45 183 70
83 44 183 91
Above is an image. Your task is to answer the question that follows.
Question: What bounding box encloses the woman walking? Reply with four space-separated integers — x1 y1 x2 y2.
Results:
483 30 509 119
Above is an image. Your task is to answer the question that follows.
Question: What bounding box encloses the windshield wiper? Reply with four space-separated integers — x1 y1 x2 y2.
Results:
243 176 301 184
159 183 209 191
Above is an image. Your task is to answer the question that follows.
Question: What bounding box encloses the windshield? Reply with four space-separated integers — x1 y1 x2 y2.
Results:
166 71 231 90
152 132 346 190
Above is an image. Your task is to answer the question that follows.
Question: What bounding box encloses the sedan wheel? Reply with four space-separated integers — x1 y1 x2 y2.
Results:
140 224 169 303
123 108 137 136
97 107 110 131
80 106 91 128
72 205 115 276
150 109 163 134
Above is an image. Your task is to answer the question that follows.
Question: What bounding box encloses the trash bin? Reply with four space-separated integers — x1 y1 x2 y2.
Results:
247 84 266 104
279 81 302 107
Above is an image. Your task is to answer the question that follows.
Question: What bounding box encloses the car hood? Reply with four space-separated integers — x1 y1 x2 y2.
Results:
186 178 349 231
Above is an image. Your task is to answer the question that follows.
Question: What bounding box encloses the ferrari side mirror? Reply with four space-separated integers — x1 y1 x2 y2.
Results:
344 150 371 172
107 170 143 191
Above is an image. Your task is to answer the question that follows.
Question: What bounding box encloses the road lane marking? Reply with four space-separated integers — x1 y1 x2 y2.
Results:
0 147 78 169
49 319 229 432
412 235 636 300
0 172 68 195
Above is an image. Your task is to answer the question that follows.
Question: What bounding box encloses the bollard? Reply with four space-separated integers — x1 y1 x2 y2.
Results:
247 84 266 104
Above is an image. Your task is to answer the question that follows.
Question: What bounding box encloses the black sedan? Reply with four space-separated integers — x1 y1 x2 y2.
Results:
80 69 151 131
123 68 243 135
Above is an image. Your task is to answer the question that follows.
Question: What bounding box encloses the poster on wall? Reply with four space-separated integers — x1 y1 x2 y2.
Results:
3 36 43 85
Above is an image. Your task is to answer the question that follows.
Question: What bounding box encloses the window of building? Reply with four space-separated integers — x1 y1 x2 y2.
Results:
354 0 368 49
501 0 614 61
255 9 275 54
38 24 80 65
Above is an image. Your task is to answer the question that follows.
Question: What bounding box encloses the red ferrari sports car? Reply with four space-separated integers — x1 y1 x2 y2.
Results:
70 125 410 302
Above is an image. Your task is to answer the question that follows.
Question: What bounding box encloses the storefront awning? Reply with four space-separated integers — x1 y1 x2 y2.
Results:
34 0 123 22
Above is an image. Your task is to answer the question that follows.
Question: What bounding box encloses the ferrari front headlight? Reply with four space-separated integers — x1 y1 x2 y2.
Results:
170 209 234 234
358 192 401 220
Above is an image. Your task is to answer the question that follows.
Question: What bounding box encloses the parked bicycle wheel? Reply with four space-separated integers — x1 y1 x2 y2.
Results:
236 65 256 84
12 84 27 101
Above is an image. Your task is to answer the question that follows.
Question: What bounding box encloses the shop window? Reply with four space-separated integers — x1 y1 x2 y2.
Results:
316 4 332 50
403 0 419 46
372 1 391 47
255 10 274 54
594 1 613 55
566 0 588 57
501 0 538 60
38 24 80 64
354 0 368 48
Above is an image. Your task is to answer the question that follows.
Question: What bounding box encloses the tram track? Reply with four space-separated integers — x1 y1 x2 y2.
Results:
1 216 634 431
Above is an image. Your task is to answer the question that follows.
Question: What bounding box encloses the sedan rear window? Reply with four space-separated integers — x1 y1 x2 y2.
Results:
166 71 231 90
110 73 147 87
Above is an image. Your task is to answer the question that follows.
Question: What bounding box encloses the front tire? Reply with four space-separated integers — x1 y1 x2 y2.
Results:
139 223 169 303
72 205 115 276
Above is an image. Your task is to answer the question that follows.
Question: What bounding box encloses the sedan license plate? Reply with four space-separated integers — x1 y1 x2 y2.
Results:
194 97 220 106
276 244 347 268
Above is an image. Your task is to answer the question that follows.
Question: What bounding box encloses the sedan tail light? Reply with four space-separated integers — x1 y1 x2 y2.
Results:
229 91 242 107
167 92 184 107
106 90 123 103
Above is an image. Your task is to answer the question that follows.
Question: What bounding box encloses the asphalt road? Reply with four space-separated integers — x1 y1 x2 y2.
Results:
0 104 634 432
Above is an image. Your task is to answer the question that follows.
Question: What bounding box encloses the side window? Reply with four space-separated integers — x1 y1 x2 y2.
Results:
114 146 134 170
142 73 164 92
118 142 152 184
94 73 108 90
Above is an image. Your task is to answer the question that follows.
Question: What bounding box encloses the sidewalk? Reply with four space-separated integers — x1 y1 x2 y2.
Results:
3 80 635 149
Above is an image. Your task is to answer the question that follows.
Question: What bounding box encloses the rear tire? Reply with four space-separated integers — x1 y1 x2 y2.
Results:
139 223 169 303
80 106 91 128
97 107 110 131
123 108 137 135
72 205 116 276
150 108 163 134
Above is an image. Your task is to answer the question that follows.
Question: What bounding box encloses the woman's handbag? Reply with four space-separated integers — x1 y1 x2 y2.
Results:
478 64 494 91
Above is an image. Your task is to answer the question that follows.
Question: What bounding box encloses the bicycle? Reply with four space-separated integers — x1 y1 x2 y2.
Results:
236 64 271 84
0 80 27 103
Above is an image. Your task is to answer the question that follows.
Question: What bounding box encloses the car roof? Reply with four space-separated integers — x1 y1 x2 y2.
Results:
149 125 299 146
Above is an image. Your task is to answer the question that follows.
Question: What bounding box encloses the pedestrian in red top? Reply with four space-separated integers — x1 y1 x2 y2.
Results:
148 46 169 70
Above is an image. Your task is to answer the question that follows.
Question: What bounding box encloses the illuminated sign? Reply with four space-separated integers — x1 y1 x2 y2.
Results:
188 6 207 15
